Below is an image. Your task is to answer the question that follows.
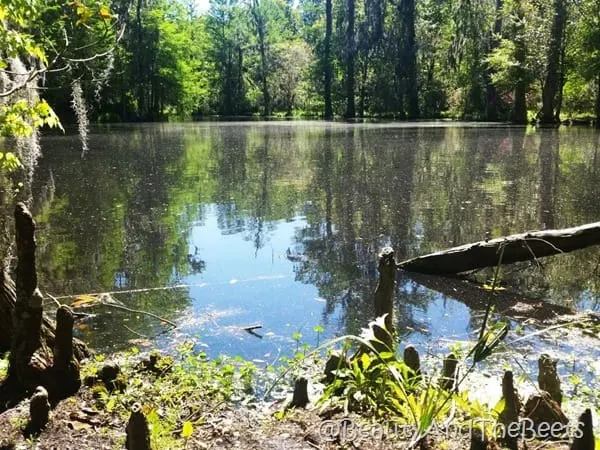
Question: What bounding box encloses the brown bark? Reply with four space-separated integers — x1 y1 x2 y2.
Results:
345 0 356 118
0 268 89 359
126 403 152 450
571 408 595 450
2 204 89 404
0 269 15 353
538 354 562 405
398 221 600 274
9 203 51 386
373 247 396 350
27 386 50 435
291 377 309 408
596 74 600 129
53 305 81 397
541 0 567 124
499 371 521 450
403 345 421 377
323 0 333 119
440 353 458 392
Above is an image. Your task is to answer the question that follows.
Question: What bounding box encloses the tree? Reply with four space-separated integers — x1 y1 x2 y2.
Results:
207 0 249 115
324 0 333 119
345 0 356 118
251 0 271 116
485 0 504 120
488 0 548 123
1 0 118 167
540 0 567 124
573 0 600 126
270 41 313 115
394 0 419 118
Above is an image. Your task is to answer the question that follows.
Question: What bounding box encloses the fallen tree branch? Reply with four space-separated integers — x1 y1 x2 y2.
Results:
49 283 201 300
398 221 600 274
95 301 177 328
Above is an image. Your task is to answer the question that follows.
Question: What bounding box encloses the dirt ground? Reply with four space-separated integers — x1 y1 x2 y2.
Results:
0 387 574 450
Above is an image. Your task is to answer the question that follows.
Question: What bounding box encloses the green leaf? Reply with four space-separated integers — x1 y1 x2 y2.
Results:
182 421 194 439
360 352 371 370
492 397 506 418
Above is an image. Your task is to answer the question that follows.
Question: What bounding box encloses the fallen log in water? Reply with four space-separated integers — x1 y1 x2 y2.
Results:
398 222 600 274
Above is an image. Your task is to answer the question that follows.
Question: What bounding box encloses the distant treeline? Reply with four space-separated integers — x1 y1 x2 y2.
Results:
40 0 600 124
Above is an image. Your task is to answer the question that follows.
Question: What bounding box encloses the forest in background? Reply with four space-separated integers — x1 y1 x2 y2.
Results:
1 0 596 125
1 0 600 132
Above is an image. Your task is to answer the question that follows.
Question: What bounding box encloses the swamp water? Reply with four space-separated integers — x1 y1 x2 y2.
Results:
29 121 600 416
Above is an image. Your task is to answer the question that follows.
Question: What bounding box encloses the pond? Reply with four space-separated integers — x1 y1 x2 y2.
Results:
28 122 600 406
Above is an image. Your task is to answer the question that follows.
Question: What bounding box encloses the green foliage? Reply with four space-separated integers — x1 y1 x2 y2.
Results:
312 306 508 445
3 0 598 122
0 0 117 173
0 353 8 380
0 99 61 138
83 344 258 449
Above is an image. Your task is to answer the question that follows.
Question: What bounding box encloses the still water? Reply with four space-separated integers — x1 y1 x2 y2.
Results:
30 122 600 373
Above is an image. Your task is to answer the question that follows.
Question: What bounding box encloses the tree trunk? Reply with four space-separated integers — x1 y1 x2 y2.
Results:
596 73 600 129
540 0 567 124
554 28 567 123
0 269 15 354
0 268 89 359
404 0 419 119
324 0 333 120
2 204 89 404
236 45 244 114
9 203 51 387
373 247 396 350
394 0 418 118
136 0 145 120
358 56 368 117
345 0 356 119
398 221 600 274
512 83 528 124
252 1 270 117
486 0 503 120
511 0 528 124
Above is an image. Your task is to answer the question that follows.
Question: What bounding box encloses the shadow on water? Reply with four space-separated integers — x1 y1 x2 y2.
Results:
6 122 597 364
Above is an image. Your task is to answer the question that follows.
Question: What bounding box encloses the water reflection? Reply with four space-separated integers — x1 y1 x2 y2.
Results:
24 122 600 355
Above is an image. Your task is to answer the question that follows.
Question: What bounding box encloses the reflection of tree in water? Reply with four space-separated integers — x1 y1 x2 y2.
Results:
28 126 210 348
211 125 307 252
539 129 559 229
292 127 428 336
502 130 600 306
17 124 600 347
212 127 278 252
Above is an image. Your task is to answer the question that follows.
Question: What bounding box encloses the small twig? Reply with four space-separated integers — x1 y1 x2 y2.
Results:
99 302 177 328
241 324 262 332
49 283 202 300
523 240 550 284
523 237 565 254
123 325 148 339
73 311 96 320
45 293 62 308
